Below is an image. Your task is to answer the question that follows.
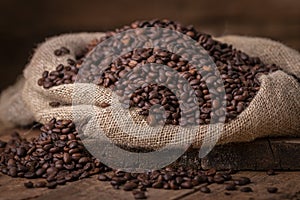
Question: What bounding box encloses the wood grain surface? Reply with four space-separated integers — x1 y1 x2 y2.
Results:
0 128 300 200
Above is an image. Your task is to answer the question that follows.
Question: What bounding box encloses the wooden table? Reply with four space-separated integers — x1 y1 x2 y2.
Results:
0 128 300 200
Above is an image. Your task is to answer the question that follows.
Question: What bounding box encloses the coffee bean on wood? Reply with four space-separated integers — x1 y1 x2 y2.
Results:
0 118 281 198
0 119 110 188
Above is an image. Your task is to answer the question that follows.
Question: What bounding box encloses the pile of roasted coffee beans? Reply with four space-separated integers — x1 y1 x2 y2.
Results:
0 119 281 199
0 119 110 189
37 19 280 125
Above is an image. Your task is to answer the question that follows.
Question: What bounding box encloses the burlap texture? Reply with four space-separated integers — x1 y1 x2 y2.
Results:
0 77 34 128
1 33 299 149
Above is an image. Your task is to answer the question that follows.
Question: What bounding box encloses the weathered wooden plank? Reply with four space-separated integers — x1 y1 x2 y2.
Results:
1 128 300 170
200 138 300 170
1 128 300 200
182 171 300 200
1 171 300 200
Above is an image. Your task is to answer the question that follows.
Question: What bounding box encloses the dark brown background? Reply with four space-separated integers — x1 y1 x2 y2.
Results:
0 0 299 91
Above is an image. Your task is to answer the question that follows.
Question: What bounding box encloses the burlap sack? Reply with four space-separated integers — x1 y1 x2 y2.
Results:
0 33 299 149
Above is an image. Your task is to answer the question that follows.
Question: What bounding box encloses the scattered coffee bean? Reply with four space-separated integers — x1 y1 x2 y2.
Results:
49 102 61 107
234 177 251 186
54 47 70 56
123 182 138 191
0 119 110 190
181 181 193 189
133 191 147 199
47 181 57 189
225 184 237 191
200 186 211 193
240 187 253 192
34 181 47 188
98 174 109 181
0 140 7 148
267 187 278 193
24 181 34 188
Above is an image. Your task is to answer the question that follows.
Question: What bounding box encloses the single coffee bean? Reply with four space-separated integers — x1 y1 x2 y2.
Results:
54 49 62 56
152 181 163 188
240 187 253 192
205 168 216 176
234 177 251 186
123 182 138 191
225 184 236 191
200 186 211 193
24 172 35 179
98 174 109 181
49 102 61 107
60 47 70 55
9 167 17 177
35 168 45 177
0 140 7 148
47 181 57 189
78 157 90 164
63 153 71 164
34 181 47 188
24 181 34 188
267 187 278 193
133 191 146 199
56 179 67 185
214 175 225 184
181 181 193 189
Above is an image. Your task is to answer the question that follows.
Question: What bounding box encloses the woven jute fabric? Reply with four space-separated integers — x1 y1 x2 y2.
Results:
0 33 299 149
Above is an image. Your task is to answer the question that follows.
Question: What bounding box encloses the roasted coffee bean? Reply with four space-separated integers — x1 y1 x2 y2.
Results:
240 187 253 192
0 119 110 190
79 171 90 179
0 140 7 148
63 153 71 164
234 177 251 186
54 49 62 56
133 191 147 199
205 168 217 176
24 172 35 179
123 182 138 191
152 181 163 188
213 174 225 184
24 181 34 188
34 181 47 188
98 174 109 181
54 47 70 56
9 167 17 177
35 168 45 177
181 181 193 189
225 184 237 191
49 102 61 107
56 179 67 185
47 181 57 189
267 187 278 193
200 186 211 193
78 157 90 164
